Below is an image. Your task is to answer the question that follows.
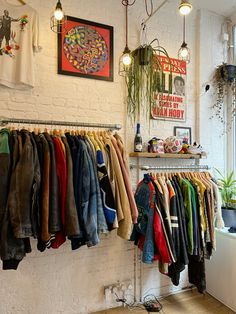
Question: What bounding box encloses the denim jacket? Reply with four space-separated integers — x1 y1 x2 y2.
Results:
71 138 99 249
84 139 108 234
79 140 100 247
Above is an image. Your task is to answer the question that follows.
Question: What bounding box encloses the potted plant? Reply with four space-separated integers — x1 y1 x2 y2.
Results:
126 39 172 121
215 169 236 227
211 63 236 128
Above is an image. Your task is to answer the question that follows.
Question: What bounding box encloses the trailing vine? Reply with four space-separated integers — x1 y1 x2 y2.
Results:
125 41 172 121
211 64 236 133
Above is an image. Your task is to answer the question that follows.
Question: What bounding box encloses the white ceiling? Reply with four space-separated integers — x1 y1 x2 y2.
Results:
192 0 236 17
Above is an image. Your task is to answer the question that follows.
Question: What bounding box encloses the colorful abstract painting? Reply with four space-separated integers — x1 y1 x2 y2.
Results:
58 16 113 81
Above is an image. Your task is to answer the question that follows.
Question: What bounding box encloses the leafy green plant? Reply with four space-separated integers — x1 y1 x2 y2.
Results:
125 40 172 121
215 168 236 207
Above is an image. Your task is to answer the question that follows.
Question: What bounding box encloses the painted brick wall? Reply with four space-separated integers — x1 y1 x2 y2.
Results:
0 0 226 313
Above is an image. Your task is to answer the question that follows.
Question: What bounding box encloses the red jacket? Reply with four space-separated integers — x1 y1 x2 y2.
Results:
153 203 171 264
51 137 67 249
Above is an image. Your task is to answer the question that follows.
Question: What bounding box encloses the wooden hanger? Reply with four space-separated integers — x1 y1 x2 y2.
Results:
6 0 26 4
176 172 183 180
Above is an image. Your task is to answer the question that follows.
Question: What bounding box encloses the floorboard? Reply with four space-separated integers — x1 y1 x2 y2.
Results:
92 290 235 314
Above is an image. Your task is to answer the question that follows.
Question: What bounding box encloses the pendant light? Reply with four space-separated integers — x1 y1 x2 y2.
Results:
50 0 67 33
119 1 133 76
178 16 190 63
178 0 192 15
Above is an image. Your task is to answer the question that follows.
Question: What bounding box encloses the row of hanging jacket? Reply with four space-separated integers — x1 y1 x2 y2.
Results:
0 127 138 270
130 171 224 293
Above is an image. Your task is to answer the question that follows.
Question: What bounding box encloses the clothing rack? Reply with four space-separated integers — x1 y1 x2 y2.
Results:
0 117 122 131
130 164 210 171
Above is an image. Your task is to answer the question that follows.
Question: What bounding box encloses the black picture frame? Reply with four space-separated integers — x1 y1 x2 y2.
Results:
58 16 114 82
174 126 192 144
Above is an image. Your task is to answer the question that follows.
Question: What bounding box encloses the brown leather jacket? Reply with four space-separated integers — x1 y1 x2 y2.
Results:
8 130 41 238
0 130 31 270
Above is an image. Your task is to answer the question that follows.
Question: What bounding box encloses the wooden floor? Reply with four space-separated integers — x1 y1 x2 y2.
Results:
93 290 235 314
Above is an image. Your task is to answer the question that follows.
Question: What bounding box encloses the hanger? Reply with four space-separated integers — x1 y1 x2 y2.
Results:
53 128 60 136
176 172 182 180
6 0 26 5
34 127 38 135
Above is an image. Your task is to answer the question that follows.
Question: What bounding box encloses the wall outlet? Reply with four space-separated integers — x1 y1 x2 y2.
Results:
104 280 133 302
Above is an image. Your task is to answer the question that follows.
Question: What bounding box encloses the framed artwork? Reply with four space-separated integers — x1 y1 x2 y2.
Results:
58 16 114 81
174 126 192 144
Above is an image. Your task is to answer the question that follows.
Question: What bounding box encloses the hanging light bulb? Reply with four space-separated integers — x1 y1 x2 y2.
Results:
122 47 132 66
54 0 64 21
178 16 190 63
178 0 192 15
119 2 133 76
50 0 67 33
178 42 190 63
119 46 133 76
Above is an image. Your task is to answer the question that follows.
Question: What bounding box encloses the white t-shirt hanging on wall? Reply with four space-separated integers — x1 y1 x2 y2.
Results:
0 0 40 89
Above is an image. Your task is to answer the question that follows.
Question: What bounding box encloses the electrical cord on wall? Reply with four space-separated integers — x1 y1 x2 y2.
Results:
115 292 165 313
121 0 154 17
144 0 153 16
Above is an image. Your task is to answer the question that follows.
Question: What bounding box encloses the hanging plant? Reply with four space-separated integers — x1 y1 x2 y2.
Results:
125 39 172 121
211 63 236 129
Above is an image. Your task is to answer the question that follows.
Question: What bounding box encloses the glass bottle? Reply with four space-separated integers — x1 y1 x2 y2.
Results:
134 123 143 152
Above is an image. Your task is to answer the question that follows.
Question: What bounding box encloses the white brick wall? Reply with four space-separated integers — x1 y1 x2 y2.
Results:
0 1 226 313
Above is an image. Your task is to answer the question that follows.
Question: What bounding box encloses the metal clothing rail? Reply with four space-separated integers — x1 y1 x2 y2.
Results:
0 117 122 130
130 164 210 171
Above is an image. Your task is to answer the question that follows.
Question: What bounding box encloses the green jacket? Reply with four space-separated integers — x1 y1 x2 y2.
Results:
0 128 10 154
180 179 194 255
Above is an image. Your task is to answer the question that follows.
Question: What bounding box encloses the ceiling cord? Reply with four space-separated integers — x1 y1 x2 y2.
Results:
145 0 154 16
122 0 154 17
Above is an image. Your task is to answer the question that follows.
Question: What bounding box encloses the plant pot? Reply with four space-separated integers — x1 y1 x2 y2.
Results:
222 207 236 227
220 64 236 83
135 46 153 66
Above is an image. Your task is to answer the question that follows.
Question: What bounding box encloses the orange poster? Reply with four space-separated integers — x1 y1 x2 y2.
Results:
151 56 187 121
